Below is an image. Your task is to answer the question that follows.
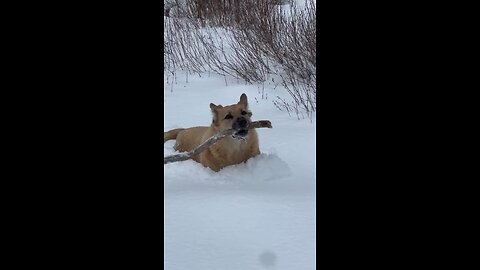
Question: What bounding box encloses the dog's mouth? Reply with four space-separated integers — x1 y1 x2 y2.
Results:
232 129 249 139
235 129 248 136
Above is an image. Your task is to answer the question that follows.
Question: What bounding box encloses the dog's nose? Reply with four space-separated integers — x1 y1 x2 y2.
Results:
238 117 247 126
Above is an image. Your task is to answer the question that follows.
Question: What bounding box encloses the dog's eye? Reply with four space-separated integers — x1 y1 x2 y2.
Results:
224 114 233 119
241 111 247 115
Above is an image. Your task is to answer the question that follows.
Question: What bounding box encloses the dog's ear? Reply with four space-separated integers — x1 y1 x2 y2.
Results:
238 93 248 107
210 103 223 111
210 103 220 124
210 103 218 111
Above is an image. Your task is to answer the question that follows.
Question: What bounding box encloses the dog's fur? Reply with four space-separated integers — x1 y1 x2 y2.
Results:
164 93 260 172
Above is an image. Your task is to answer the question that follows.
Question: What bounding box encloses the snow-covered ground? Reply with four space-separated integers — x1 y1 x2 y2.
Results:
164 71 316 270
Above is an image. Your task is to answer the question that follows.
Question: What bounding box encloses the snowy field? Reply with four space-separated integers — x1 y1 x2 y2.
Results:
164 71 316 270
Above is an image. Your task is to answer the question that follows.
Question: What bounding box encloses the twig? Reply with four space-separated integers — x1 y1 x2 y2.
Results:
164 120 272 164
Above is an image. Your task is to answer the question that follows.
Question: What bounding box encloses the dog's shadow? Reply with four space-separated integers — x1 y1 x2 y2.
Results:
164 151 291 184
213 153 291 182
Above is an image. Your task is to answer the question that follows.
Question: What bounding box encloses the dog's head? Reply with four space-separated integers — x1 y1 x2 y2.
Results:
210 93 253 138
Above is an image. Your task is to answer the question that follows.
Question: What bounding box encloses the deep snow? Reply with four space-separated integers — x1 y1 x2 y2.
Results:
164 71 316 270
164 1 315 268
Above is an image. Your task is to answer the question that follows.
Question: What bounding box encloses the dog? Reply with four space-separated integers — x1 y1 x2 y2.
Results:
164 93 260 172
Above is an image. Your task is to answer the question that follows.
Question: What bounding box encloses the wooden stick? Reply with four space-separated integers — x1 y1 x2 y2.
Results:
164 120 272 164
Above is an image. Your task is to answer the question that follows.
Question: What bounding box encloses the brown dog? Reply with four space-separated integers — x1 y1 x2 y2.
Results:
164 93 260 172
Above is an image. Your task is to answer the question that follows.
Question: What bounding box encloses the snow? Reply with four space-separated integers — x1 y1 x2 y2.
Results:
164 71 316 270
164 0 315 268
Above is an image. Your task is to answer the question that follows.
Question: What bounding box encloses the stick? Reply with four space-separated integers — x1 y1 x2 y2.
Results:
164 120 272 164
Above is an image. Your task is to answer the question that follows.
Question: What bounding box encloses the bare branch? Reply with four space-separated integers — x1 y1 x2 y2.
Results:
164 120 272 164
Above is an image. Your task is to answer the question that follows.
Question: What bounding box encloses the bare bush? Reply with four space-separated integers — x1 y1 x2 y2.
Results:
164 0 316 118
228 0 316 116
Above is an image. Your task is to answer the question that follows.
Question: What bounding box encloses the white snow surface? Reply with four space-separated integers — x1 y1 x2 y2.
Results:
164 70 316 270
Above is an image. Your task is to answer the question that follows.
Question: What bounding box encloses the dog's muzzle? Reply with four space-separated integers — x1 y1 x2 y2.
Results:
232 117 249 139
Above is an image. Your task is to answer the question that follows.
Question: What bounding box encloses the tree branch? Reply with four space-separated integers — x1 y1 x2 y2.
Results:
164 120 272 164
